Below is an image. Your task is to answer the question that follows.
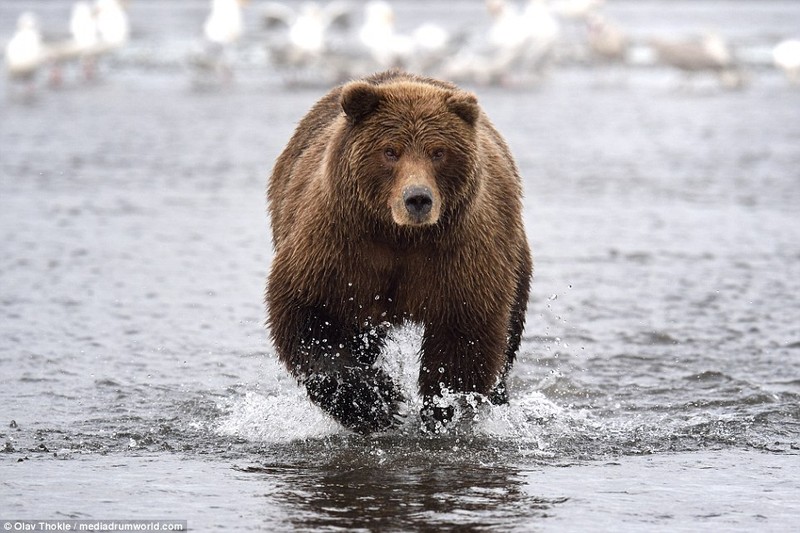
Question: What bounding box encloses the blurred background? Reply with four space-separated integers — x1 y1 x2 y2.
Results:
2 0 800 93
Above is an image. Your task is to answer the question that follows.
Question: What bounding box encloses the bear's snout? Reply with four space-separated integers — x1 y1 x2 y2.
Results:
403 185 433 220
391 179 440 226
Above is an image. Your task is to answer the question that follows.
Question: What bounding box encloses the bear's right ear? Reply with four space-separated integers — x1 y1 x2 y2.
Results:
447 91 480 126
341 82 381 123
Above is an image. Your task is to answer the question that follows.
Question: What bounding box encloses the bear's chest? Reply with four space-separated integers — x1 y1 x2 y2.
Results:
344 242 439 321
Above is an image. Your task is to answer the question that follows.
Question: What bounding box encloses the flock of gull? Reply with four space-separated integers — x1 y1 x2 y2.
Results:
4 0 129 90
4 0 800 93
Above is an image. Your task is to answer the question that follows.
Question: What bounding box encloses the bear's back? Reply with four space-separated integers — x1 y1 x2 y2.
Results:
267 87 342 243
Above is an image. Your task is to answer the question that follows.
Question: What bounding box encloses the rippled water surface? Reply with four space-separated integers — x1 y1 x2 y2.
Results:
2 1 799 531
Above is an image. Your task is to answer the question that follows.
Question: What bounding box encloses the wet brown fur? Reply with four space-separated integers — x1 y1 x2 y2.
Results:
266 70 532 433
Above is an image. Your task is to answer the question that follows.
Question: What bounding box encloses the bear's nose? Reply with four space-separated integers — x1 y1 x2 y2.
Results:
403 185 433 219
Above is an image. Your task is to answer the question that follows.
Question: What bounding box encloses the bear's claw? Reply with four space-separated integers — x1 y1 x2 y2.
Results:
305 367 405 434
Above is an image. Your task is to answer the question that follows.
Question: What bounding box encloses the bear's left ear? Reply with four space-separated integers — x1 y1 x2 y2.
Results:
447 91 480 126
341 81 381 123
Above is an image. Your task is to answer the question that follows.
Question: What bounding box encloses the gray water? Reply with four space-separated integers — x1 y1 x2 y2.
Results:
1 1 799 531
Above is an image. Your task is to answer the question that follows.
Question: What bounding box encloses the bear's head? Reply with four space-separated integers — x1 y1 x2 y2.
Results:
335 79 481 228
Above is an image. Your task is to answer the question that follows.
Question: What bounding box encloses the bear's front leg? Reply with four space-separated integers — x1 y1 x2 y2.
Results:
305 364 404 434
269 303 403 434
418 319 508 432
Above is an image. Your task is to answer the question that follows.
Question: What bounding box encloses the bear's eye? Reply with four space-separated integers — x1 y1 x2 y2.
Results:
431 148 446 161
384 148 399 162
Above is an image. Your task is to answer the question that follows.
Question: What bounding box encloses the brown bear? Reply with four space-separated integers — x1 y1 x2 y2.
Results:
266 70 532 434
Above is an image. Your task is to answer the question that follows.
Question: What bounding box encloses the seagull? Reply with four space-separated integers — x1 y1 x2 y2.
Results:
358 1 415 69
443 0 560 85
288 4 328 60
651 33 730 72
95 0 130 50
521 0 561 74
262 2 355 68
408 22 451 72
651 33 745 89
773 39 800 86
204 0 243 47
480 0 560 83
4 12 47 96
191 0 246 85
486 0 527 53
357 1 454 73
70 2 100 51
62 2 101 81
47 0 128 86
586 14 627 64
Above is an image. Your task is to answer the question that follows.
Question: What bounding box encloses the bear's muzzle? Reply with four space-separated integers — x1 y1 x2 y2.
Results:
403 185 434 222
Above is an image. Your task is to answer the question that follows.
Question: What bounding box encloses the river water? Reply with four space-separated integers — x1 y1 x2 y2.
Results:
1 1 799 531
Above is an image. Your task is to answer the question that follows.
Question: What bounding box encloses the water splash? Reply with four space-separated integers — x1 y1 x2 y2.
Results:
214 320 799 457
216 388 342 442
